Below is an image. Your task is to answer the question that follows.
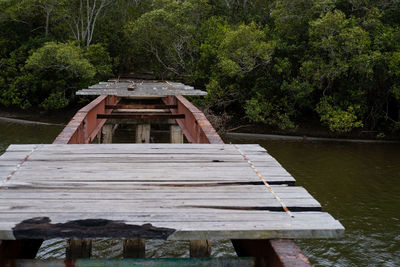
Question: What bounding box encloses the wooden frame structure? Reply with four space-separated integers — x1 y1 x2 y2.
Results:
0 81 344 266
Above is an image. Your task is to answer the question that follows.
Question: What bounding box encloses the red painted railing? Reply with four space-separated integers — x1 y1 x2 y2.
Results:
163 96 223 144
53 95 119 144
53 95 222 145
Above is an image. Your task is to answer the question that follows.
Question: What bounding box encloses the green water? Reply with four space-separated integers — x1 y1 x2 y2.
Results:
228 139 400 267
0 121 63 153
1 120 399 266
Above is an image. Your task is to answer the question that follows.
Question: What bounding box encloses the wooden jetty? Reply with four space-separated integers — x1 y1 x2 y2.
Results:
0 80 344 266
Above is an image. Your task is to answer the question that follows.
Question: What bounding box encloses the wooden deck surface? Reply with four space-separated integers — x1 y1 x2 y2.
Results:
76 81 207 97
0 144 344 241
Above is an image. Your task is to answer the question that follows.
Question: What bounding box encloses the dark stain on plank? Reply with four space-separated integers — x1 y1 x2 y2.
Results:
13 217 175 239
150 181 295 187
185 205 321 212
4 180 295 190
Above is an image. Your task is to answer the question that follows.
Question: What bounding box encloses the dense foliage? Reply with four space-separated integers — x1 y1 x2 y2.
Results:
1 0 400 135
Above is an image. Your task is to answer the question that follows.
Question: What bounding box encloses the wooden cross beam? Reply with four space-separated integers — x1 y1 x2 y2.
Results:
105 104 178 109
97 113 185 119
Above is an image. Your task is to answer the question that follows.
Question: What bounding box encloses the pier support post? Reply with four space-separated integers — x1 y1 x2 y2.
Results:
123 239 145 258
122 124 149 258
136 124 151 143
190 240 211 258
170 125 183 143
101 124 114 144
66 239 92 259
0 240 43 261
231 239 311 267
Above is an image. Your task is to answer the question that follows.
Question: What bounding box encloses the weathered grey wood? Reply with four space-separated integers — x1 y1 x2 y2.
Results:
190 240 211 258
0 186 314 199
77 80 207 97
123 239 145 258
5 144 266 152
8 169 292 180
0 198 321 211
136 124 151 144
0 212 344 240
0 144 344 241
0 154 276 163
101 124 113 144
3 180 296 190
66 239 92 259
170 125 184 144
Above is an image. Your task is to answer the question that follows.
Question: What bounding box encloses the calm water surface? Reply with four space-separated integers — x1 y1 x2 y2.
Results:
228 138 400 267
1 120 399 266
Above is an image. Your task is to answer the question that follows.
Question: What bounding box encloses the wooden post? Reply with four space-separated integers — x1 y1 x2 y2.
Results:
170 125 183 144
0 240 43 261
231 239 311 267
123 124 149 258
136 124 151 143
96 131 102 144
101 124 113 144
66 239 92 259
123 239 145 258
190 240 211 258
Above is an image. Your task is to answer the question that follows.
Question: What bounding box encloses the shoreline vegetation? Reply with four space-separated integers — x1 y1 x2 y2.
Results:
1 1 400 139
1 106 399 143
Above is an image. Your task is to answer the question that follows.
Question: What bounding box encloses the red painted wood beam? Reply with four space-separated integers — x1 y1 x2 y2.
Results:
162 96 223 144
97 113 185 119
53 95 120 144
105 104 177 109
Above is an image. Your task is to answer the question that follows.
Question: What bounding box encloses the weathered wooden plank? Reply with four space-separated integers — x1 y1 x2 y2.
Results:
76 89 207 97
0 212 344 240
1 184 298 193
16 164 284 172
0 187 313 199
0 211 340 223
0 198 321 211
7 169 292 179
2 145 267 155
0 143 344 242
5 144 266 152
0 154 272 162
3 179 296 189
18 162 282 171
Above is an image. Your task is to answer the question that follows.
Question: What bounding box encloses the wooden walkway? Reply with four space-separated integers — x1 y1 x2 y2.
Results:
0 144 343 241
76 80 207 97
0 79 344 265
